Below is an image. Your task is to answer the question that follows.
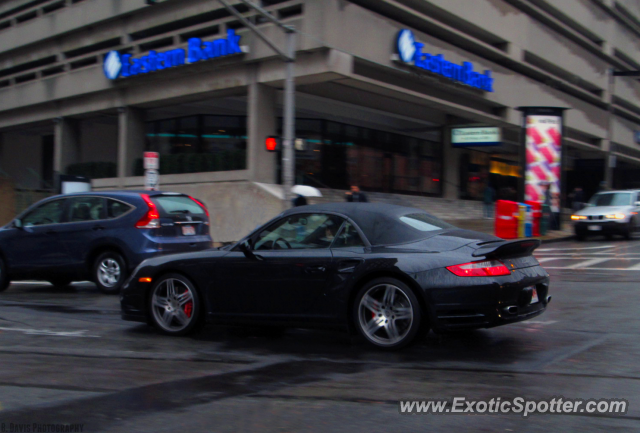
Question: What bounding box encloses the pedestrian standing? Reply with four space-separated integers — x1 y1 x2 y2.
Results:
482 183 496 219
571 187 584 212
346 185 368 202
551 191 561 230
544 183 560 230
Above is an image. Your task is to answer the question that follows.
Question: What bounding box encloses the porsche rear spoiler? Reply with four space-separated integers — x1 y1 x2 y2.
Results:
472 239 541 259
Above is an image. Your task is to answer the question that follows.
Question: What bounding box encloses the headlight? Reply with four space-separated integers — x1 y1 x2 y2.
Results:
605 214 626 220
571 215 587 220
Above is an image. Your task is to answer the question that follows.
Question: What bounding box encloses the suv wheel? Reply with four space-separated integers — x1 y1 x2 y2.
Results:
93 252 126 294
0 258 9 293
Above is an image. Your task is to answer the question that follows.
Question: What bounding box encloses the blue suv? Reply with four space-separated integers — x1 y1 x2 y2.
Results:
0 191 212 294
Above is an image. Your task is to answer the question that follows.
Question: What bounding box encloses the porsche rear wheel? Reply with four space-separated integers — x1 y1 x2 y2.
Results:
354 278 422 350
149 274 202 336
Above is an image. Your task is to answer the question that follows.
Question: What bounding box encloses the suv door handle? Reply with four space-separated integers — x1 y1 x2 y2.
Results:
92 225 105 231
45 230 57 235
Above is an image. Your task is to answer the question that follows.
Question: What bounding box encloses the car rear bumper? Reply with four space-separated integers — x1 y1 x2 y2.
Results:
427 267 550 331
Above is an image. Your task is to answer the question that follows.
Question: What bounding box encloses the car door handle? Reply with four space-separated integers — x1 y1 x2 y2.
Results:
45 230 57 235
305 266 326 274
92 225 105 231
337 259 363 273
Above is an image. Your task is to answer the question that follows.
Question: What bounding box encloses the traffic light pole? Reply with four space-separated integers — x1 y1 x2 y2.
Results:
219 0 296 209
282 31 296 209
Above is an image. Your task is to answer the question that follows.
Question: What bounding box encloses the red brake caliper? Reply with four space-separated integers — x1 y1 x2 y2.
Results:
183 291 193 318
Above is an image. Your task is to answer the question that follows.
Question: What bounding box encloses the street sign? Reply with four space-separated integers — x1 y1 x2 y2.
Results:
144 152 159 170
144 152 160 191
451 127 501 147
145 169 159 191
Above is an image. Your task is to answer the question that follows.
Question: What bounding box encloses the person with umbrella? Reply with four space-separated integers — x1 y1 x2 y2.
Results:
290 185 322 207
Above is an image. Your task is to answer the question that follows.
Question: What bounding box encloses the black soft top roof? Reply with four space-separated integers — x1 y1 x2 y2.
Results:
282 202 452 245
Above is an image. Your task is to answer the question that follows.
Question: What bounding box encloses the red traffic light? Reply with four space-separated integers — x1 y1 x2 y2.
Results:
266 136 279 152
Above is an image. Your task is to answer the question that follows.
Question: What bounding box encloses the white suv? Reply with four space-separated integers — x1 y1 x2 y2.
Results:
571 190 640 240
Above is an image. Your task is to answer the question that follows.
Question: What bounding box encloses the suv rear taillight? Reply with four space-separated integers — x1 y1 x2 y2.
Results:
446 260 511 277
189 196 210 223
136 194 161 229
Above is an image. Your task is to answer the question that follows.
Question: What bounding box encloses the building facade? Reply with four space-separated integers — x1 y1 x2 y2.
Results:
1 0 640 240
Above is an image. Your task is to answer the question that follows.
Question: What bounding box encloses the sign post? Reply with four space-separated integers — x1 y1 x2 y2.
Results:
144 151 160 191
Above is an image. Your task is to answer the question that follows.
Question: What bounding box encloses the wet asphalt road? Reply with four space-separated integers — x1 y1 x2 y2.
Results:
1 236 640 432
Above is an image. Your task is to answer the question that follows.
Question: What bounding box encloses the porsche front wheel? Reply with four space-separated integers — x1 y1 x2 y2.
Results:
149 274 202 336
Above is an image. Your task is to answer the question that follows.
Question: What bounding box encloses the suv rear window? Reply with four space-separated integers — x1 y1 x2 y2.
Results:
151 195 206 216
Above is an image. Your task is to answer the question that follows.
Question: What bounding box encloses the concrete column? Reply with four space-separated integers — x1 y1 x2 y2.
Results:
0 133 4 175
442 126 461 199
53 117 80 175
117 107 146 183
247 79 277 184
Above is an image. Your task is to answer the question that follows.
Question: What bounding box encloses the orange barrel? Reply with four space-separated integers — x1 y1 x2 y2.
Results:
495 200 519 239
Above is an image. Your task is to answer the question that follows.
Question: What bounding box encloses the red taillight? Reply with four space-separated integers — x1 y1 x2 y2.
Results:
189 196 209 217
136 194 161 229
446 260 511 277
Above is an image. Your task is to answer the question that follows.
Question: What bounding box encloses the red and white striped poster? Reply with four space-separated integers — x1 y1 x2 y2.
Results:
525 115 562 203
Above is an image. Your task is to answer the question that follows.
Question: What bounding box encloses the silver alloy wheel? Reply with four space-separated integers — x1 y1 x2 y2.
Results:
97 258 121 287
358 283 414 346
151 278 195 332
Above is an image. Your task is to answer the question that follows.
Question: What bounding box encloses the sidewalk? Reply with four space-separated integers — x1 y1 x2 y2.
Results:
454 218 575 243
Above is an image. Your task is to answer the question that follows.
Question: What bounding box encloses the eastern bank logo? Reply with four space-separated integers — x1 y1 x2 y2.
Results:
396 29 494 92
103 29 243 80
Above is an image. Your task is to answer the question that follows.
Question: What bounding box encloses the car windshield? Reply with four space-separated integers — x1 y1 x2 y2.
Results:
589 192 633 207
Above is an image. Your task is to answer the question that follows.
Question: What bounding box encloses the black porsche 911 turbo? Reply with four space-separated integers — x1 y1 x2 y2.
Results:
120 203 551 349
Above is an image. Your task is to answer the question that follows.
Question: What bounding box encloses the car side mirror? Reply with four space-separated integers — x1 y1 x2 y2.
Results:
239 240 263 261
14 219 23 229
635 201 640 207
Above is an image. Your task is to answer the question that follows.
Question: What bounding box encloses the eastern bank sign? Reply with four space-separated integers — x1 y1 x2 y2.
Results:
395 29 494 92
103 29 244 80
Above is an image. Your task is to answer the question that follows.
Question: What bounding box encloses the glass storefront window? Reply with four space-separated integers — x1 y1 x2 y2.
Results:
142 115 246 175
290 119 442 197
175 116 199 154
201 115 247 172
459 149 520 201
155 119 176 156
